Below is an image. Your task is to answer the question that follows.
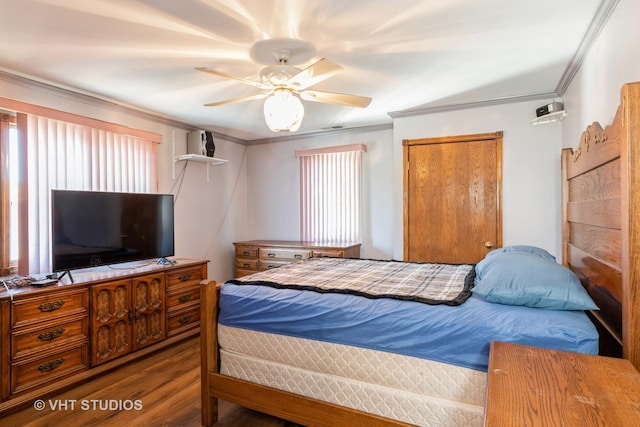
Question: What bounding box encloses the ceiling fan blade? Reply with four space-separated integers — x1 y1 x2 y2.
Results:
204 92 270 107
300 90 372 108
286 58 343 90
196 67 271 90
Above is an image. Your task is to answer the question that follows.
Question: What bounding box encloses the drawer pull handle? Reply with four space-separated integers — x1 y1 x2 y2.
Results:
242 251 250 256
38 328 65 341
268 252 276 258
267 264 278 269
38 358 65 372
178 274 192 281
243 263 250 268
178 315 192 324
39 301 65 312
178 294 192 303
294 254 302 259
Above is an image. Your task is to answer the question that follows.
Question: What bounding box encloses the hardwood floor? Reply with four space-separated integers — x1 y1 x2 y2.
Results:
2 336 301 427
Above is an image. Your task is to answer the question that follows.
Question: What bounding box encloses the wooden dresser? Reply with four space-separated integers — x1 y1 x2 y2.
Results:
233 240 361 277
484 341 640 426
0 258 207 413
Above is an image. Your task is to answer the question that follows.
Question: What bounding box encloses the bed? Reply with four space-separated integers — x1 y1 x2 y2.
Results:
200 81 640 426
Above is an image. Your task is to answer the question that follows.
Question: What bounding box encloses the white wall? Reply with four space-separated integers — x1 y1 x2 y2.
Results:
0 77 248 283
168 134 248 282
392 100 563 259
562 0 640 150
245 96 563 262
245 127 395 260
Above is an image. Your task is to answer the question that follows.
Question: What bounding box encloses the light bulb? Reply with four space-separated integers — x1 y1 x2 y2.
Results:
263 89 304 132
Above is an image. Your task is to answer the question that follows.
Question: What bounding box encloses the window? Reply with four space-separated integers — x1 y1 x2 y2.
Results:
0 114 17 275
25 115 158 274
9 126 18 265
296 144 366 243
0 99 162 276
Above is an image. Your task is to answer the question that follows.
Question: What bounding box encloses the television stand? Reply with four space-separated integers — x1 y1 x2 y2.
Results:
157 257 175 266
0 259 207 414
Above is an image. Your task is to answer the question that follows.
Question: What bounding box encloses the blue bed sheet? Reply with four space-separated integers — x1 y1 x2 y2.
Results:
218 283 599 372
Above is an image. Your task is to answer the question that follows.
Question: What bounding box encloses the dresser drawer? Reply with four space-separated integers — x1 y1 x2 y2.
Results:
235 245 259 259
312 249 345 258
235 258 259 271
12 288 89 328
259 248 312 261
12 315 88 359
258 260 296 271
166 285 200 310
11 342 89 395
167 306 200 336
166 266 205 291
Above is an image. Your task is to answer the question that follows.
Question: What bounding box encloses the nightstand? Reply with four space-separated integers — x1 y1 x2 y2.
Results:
484 341 640 426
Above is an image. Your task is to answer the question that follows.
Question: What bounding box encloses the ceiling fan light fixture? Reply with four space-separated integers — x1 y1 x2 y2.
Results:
263 88 304 132
200 39 370 134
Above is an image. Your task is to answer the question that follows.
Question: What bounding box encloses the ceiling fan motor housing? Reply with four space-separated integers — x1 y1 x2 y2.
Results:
260 64 301 85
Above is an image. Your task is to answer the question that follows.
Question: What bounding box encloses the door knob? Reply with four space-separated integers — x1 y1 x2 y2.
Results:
484 241 495 249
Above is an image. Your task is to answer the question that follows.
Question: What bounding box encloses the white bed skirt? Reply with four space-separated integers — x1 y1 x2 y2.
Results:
218 325 486 426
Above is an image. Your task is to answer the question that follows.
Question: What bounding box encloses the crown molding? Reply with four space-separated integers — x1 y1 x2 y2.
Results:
0 69 245 144
555 0 620 96
245 122 393 145
0 68 386 145
388 0 619 120
388 91 558 119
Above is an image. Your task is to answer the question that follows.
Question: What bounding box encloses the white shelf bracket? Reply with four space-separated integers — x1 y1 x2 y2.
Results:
174 154 228 183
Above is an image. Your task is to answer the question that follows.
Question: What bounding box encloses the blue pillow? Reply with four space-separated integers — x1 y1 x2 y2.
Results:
486 245 556 262
473 252 598 310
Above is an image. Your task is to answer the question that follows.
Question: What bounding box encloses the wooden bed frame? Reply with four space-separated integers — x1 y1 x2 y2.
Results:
562 81 640 368
199 81 640 426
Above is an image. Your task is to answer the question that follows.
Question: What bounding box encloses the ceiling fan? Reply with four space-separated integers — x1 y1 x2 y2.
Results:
196 38 372 132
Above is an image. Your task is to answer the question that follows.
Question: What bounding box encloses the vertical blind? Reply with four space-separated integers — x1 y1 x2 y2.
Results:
297 144 366 243
26 115 158 273
0 114 12 275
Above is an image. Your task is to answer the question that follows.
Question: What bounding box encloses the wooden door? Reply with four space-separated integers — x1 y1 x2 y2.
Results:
91 279 131 366
404 132 502 263
131 273 165 351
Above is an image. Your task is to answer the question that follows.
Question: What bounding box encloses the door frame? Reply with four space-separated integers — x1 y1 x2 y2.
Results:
402 131 503 261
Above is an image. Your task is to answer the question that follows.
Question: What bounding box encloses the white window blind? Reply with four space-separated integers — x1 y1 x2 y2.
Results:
26 115 158 273
296 144 366 243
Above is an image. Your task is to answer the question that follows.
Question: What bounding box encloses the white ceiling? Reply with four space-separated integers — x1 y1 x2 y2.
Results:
0 0 607 142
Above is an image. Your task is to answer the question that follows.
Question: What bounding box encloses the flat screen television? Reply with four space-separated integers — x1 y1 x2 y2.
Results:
51 190 175 272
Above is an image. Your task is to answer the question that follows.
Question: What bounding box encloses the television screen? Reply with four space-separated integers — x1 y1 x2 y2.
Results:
51 190 175 272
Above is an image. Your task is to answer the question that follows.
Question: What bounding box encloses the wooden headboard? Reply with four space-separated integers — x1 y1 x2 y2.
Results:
562 82 640 370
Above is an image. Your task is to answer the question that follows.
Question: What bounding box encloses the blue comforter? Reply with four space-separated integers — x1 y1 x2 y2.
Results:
219 282 598 372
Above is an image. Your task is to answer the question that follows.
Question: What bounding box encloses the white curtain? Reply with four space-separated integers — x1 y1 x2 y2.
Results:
297 144 365 243
27 115 158 273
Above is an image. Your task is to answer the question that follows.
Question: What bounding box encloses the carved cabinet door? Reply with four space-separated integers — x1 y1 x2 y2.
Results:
91 279 132 366
131 273 166 352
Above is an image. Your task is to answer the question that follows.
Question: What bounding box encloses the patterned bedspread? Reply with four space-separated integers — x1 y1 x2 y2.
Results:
228 258 475 305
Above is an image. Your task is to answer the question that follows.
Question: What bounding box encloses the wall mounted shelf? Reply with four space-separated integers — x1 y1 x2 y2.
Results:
531 110 567 125
174 154 228 182
175 154 228 166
